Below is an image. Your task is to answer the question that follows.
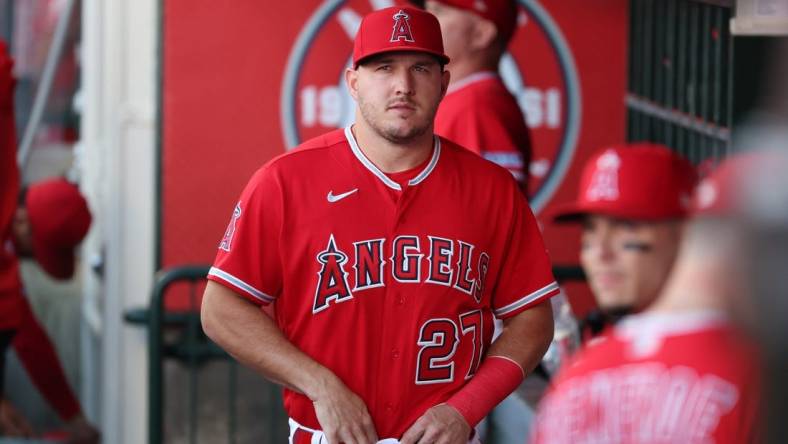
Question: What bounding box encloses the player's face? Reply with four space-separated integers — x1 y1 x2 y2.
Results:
347 52 450 145
11 208 34 257
425 1 476 63
580 215 682 314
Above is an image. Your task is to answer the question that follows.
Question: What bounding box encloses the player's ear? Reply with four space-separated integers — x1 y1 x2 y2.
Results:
345 67 360 101
440 68 450 99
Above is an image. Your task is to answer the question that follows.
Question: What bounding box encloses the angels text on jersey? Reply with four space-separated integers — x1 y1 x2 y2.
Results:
313 233 490 314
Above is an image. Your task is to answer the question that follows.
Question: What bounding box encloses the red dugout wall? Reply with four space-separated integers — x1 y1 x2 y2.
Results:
160 0 628 315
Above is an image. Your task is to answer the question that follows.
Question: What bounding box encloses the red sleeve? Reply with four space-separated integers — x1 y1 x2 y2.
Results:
473 110 530 190
1 41 19 238
13 296 82 421
491 182 558 319
206 165 283 306
435 95 530 189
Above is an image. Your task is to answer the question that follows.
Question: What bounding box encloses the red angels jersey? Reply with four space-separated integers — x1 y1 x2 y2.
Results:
434 72 532 192
0 251 23 331
531 311 761 444
0 86 23 331
208 127 558 439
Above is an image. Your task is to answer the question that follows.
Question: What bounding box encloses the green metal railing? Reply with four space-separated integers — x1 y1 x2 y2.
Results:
150 266 216 444
627 0 733 164
125 265 288 444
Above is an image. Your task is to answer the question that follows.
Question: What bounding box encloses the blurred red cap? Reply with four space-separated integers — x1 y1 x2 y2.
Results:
552 143 697 223
26 178 92 280
433 0 518 44
692 150 786 218
354 6 450 67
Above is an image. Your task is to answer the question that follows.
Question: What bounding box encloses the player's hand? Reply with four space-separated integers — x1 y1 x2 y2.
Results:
312 380 378 444
400 404 470 444
0 397 35 438
65 414 101 444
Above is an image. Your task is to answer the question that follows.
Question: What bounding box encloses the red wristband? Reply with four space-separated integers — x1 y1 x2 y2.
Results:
445 356 525 427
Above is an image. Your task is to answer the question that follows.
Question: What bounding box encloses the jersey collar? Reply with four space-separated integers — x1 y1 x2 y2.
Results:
614 310 730 358
344 126 441 191
446 71 499 95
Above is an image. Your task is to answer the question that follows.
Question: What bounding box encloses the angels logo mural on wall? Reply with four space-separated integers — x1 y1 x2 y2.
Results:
280 0 581 213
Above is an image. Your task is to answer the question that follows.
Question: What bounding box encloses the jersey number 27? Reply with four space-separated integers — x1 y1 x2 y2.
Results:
415 310 484 384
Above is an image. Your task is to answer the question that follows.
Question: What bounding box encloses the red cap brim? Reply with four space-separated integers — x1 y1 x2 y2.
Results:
550 201 686 224
355 47 450 67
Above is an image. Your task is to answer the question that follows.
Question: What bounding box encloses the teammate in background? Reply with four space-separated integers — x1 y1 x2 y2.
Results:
551 144 697 337
425 0 532 193
531 153 763 443
201 7 558 444
726 150 788 443
0 40 99 444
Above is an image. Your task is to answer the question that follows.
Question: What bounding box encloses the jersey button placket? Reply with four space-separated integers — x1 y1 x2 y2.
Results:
382 199 408 420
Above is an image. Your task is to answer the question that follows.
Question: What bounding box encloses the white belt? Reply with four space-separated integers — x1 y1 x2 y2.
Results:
288 417 481 444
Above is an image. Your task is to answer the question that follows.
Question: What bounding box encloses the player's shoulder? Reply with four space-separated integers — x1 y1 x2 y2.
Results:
261 129 347 171
439 77 524 133
557 332 627 377
440 137 518 182
446 75 515 106
240 129 347 190
295 128 348 152
669 322 760 368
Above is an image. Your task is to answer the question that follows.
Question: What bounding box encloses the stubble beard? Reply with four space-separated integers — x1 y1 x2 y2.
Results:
358 96 439 145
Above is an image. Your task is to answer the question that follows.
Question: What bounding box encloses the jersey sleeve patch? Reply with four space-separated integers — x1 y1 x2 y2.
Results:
493 281 559 318
208 267 276 304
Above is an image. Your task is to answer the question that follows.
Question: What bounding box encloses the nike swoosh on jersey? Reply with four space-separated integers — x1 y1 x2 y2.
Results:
327 188 358 203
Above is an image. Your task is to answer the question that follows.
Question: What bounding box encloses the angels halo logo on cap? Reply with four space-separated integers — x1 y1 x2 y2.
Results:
390 9 415 43
696 180 717 210
585 150 621 202
597 150 621 169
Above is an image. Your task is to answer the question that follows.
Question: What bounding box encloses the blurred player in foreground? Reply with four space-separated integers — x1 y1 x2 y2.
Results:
532 151 765 444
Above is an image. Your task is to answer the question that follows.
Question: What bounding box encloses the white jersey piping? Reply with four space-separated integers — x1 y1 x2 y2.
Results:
344 126 441 190
208 267 275 304
446 71 499 95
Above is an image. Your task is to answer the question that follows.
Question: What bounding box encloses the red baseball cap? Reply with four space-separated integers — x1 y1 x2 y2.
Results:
354 6 450 67
25 178 92 280
432 0 519 44
552 143 697 223
692 150 786 218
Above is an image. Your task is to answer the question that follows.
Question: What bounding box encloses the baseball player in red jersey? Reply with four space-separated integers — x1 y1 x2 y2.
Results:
0 41 98 443
552 144 698 335
426 0 532 193
531 153 763 444
201 6 559 444
0 43 23 366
